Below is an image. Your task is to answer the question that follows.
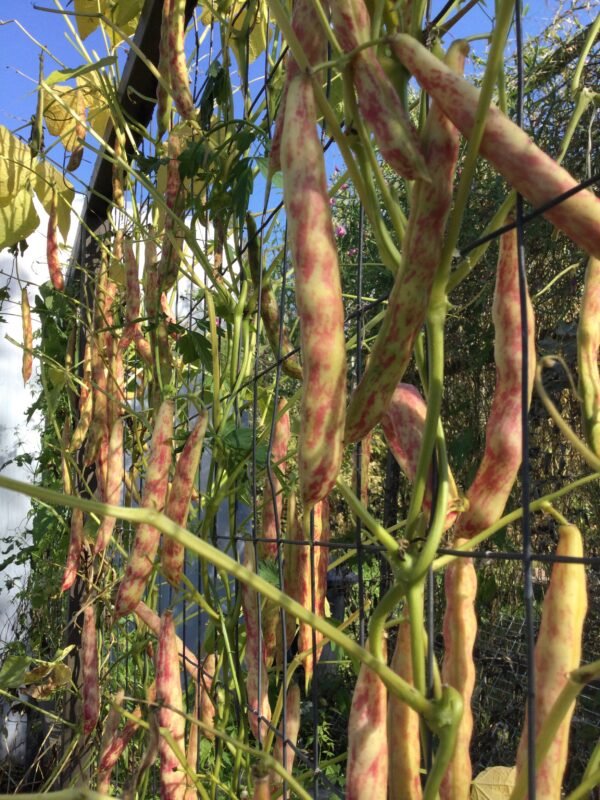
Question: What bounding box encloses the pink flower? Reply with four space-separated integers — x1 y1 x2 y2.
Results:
348 248 358 257
329 197 336 206
340 183 349 190
335 225 347 237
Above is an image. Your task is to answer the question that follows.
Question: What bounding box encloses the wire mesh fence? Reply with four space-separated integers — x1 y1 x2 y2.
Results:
0 0 599 798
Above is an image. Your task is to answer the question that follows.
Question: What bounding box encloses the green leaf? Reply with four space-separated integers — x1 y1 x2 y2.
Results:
46 56 117 87
222 427 268 467
256 156 283 188
176 330 213 372
0 655 32 689
0 188 40 251
257 558 280 588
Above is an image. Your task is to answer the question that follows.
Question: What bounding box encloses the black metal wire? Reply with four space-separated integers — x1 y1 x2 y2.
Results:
514 1 537 796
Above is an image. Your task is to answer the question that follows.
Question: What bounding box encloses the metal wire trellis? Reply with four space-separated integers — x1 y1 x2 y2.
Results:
11 0 595 797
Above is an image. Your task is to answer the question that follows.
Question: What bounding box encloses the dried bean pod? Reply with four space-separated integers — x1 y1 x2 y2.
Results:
271 682 301 796
62 506 84 592
577 256 600 456
241 543 271 743
389 616 422 800
281 75 346 506
346 639 388 799
440 544 477 800
47 188 64 291
247 214 302 380
514 524 587 799
391 35 600 259
114 400 174 617
382 382 459 529
95 419 124 554
135 600 199 681
345 42 465 443
82 603 100 737
21 288 32 385
167 0 195 121
157 611 187 800
162 410 208 586
260 400 291 561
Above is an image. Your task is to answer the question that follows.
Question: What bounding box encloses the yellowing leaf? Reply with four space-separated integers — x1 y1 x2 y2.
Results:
74 0 103 40
0 188 40 250
34 161 75 242
0 126 34 207
101 0 143 44
471 766 517 800
43 85 87 152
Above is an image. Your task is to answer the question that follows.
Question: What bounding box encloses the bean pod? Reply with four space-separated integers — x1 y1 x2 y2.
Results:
345 42 465 443
114 400 174 618
281 75 347 507
391 35 600 259
162 410 208 586
157 610 187 800
577 256 600 456
514 524 587 798
21 288 32 385
82 603 100 737
346 640 388 799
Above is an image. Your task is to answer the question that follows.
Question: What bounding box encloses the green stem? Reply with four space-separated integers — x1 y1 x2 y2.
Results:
335 478 404 557
447 192 516 292
422 686 463 800
566 769 600 800
536 357 600 473
0 474 433 719
368 583 406 662
571 14 600 92
404 305 446 540
510 659 600 800
433 470 600 570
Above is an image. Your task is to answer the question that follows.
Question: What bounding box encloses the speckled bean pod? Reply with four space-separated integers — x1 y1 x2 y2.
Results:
391 35 600 259
162 410 208 586
346 640 388 799
260 400 291 561
62 506 84 592
94 418 124 554
271 682 301 796
241 543 272 743
167 0 195 121
388 615 422 800
382 382 459 530
514 524 587 799
281 75 347 507
82 603 100 737
577 256 600 456
345 42 465 443
21 288 32 385
114 400 174 617
157 610 187 800
47 188 64 291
